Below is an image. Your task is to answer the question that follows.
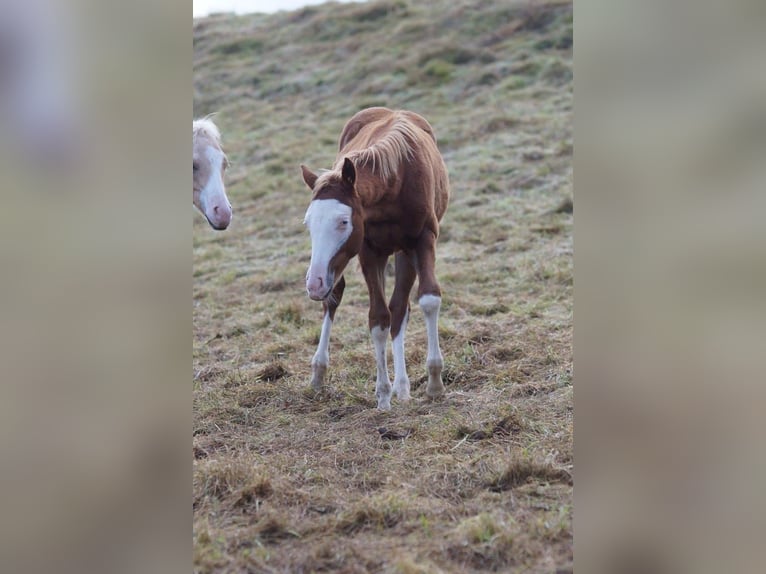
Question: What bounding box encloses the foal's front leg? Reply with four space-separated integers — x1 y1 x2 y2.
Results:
360 247 393 410
311 276 345 391
389 251 418 401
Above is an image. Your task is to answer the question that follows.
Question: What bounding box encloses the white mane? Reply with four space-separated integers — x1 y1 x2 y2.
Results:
193 116 221 144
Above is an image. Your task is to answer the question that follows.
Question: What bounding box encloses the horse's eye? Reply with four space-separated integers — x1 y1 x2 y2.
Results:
341 219 349 225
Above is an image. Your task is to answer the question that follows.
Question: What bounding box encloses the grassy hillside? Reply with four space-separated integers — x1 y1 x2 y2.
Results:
193 0 572 572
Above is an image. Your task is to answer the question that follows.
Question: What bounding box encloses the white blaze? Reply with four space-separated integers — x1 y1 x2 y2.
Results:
199 145 231 226
304 199 353 297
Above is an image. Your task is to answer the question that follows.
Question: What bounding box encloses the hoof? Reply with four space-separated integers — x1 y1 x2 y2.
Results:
393 378 411 401
311 363 327 391
426 366 445 398
376 397 392 411
425 381 445 399
376 379 393 411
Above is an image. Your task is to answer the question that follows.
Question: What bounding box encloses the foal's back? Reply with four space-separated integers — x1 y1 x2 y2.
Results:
339 107 436 149
337 107 450 239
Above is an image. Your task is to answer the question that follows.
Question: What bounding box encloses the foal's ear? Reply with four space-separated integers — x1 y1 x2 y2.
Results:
300 164 318 190
341 157 356 188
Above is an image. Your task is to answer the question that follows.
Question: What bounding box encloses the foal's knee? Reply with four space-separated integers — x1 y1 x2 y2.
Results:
368 308 391 331
416 264 441 300
419 293 441 315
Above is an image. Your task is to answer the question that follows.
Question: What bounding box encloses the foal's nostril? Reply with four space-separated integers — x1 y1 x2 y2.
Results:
213 205 219 214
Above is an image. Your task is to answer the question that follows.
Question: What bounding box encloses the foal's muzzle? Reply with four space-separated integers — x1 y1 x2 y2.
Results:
306 270 333 301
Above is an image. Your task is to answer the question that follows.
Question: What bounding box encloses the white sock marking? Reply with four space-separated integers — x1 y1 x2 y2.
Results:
371 325 392 410
312 311 333 368
419 294 443 369
392 309 410 400
310 311 333 390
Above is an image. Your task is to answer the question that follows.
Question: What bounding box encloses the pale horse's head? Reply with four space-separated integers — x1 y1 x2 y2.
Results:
193 118 232 230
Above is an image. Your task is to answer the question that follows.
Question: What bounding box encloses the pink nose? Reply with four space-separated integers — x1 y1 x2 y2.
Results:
209 204 232 229
306 275 325 299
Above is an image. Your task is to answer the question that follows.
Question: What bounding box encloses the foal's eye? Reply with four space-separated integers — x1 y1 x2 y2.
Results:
341 219 349 226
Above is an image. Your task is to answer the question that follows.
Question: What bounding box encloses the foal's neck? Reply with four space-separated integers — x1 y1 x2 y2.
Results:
354 171 393 212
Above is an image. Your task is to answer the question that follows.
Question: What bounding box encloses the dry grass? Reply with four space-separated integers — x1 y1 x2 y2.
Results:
194 0 572 571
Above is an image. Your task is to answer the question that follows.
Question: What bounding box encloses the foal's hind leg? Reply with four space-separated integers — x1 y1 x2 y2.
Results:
311 276 345 391
415 231 445 398
389 251 417 401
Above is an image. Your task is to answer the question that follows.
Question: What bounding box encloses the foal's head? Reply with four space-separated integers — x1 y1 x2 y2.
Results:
301 158 364 301
193 119 232 230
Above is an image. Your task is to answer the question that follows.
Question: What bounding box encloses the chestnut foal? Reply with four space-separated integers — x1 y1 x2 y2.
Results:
301 107 450 410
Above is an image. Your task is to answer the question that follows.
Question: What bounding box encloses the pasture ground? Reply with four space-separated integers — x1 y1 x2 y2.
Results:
194 1 572 571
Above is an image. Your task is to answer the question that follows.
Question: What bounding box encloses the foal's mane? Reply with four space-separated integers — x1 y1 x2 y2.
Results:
339 115 419 181
193 116 221 145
